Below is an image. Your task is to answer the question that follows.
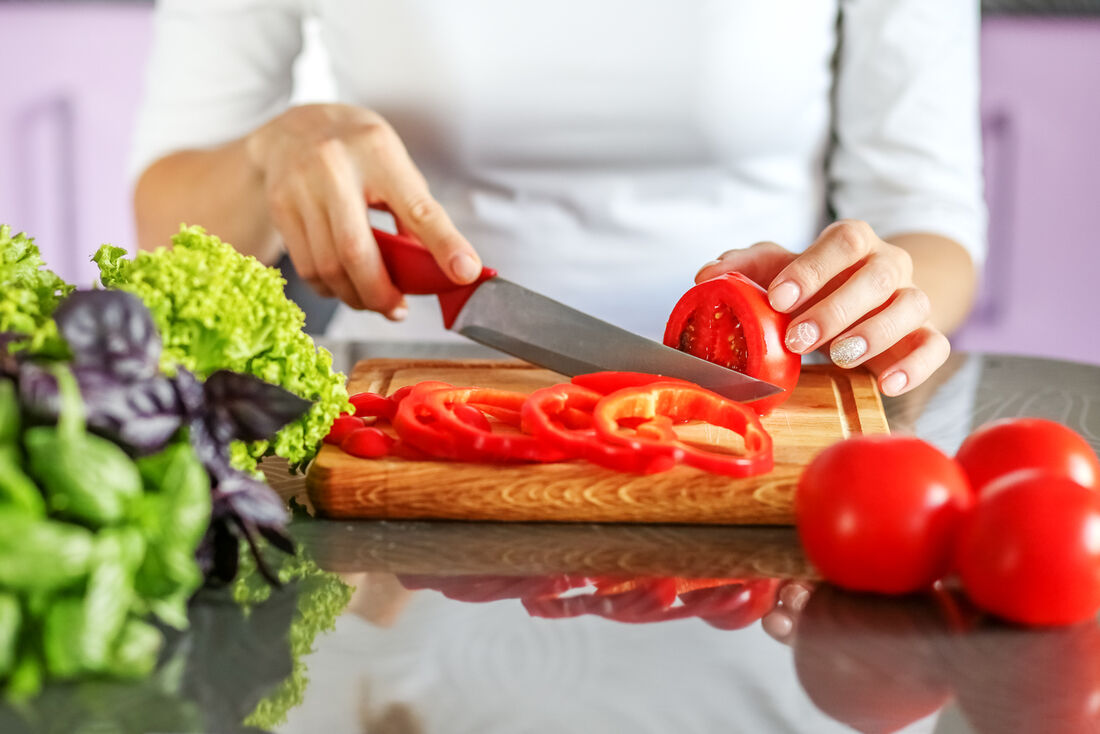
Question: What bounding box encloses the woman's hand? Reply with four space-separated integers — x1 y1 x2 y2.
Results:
245 103 482 319
695 220 949 397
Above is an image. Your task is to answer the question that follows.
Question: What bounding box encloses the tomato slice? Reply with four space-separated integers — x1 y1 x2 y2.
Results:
663 272 801 414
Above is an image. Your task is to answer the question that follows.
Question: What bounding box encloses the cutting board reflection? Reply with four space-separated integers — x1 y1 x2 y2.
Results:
306 359 889 525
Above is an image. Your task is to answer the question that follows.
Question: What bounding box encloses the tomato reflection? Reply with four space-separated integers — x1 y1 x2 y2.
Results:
397 573 780 627
943 619 1100 734
791 586 956 734
789 583 1100 734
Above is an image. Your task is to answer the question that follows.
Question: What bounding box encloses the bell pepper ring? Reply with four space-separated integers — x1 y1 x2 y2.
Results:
521 384 679 475
592 383 773 477
570 371 690 395
394 385 567 463
350 392 397 421
340 426 396 458
323 415 365 445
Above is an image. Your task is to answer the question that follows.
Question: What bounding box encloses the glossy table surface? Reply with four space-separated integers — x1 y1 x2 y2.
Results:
4 345 1099 733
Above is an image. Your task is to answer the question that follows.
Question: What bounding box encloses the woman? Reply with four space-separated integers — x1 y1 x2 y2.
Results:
131 0 984 397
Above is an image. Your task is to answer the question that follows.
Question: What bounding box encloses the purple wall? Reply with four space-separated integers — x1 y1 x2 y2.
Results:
952 18 1100 366
0 5 1098 364
0 3 153 287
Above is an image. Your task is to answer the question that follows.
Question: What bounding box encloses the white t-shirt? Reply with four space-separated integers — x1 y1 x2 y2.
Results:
132 0 986 342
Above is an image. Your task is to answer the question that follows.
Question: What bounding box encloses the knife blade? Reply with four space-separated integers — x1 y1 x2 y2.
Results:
451 277 783 403
372 227 784 404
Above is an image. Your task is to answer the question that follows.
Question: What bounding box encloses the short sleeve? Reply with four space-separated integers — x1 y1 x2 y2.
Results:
829 0 987 265
129 0 306 181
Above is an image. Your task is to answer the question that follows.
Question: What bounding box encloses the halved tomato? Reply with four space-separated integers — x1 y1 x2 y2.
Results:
663 272 800 414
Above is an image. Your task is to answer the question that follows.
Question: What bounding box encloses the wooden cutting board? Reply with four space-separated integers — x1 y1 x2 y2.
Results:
307 359 888 525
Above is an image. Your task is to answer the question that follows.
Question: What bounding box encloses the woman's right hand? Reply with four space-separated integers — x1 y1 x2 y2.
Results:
245 103 482 320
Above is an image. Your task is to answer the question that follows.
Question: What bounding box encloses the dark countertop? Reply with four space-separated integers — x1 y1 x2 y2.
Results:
3 348 1099 733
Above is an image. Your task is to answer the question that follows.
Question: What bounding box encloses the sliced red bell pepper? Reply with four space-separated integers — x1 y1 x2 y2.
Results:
521 383 679 474
592 383 773 477
452 403 492 432
397 573 588 602
477 405 523 427
350 391 397 421
324 415 365 445
523 579 680 623
394 385 567 463
571 371 690 395
340 426 396 458
686 578 780 630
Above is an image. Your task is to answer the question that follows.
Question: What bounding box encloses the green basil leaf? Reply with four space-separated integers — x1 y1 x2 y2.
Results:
0 379 17 445
25 427 142 526
0 593 20 676
0 509 93 592
0 446 45 516
134 443 209 616
106 618 160 679
81 528 144 670
43 597 85 678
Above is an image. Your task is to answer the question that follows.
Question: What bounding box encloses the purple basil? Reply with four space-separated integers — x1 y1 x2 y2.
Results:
203 370 311 443
11 289 313 587
53 290 162 381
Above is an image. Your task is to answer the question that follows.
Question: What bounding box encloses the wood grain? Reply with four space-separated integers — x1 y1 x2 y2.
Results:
306 359 888 525
292 520 813 581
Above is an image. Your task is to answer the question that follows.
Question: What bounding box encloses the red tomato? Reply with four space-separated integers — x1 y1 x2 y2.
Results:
955 417 1100 495
793 587 953 734
955 471 1100 626
796 435 973 594
663 272 801 414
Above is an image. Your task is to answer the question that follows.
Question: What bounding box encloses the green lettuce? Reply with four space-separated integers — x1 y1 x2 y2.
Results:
233 544 353 729
94 225 350 470
0 225 73 357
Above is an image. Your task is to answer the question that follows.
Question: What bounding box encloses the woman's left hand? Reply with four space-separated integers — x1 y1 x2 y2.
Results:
694 219 949 397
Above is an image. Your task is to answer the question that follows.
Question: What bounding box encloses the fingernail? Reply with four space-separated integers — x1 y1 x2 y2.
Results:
785 320 819 353
450 253 480 283
830 336 868 367
697 259 722 274
769 281 801 312
881 370 908 396
780 584 810 612
386 305 408 322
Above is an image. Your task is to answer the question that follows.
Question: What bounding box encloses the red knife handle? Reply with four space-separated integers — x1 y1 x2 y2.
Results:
372 227 496 329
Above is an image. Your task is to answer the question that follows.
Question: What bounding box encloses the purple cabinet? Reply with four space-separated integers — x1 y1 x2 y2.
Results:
0 3 153 287
1 5 1098 364
955 18 1100 365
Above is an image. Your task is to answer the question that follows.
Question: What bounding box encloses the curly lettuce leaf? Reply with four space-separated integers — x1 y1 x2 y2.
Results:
0 225 73 357
94 226 350 470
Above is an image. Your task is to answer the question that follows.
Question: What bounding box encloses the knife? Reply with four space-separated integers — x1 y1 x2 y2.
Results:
371 228 783 404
